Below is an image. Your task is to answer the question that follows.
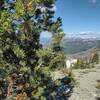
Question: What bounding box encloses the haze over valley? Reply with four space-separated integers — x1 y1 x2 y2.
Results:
41 32 100 54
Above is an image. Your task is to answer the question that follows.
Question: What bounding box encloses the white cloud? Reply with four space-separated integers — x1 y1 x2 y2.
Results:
89 0 97 4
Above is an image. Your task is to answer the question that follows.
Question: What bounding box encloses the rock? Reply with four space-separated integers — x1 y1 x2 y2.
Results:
51 70 68 81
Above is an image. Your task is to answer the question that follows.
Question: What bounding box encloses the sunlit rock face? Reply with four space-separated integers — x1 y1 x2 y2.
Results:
66 59 77 69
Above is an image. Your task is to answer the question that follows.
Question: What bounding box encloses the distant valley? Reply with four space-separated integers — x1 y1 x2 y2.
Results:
40 32 100 54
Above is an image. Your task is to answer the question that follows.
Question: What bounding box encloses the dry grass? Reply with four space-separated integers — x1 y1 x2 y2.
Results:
96 83 100 89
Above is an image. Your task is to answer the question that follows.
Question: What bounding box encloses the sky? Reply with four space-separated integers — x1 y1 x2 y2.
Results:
55 0 100 33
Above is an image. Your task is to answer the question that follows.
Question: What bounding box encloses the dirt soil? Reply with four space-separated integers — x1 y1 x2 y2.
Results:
69 65 100 100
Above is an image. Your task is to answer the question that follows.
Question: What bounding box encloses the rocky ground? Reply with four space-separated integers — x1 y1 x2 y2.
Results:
69 65 100 100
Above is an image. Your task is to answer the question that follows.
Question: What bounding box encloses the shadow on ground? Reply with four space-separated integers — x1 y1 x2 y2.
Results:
96 97 100 100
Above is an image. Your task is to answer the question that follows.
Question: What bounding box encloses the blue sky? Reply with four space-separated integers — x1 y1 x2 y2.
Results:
55 0 100 33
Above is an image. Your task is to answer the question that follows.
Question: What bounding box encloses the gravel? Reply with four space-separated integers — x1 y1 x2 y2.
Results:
69 66 100 100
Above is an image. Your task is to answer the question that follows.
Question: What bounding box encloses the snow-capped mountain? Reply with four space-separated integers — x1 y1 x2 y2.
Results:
62 32 100 54
40 32 100 54
65 32 100 40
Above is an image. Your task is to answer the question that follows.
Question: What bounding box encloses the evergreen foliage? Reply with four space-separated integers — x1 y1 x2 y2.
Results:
90 53 99 64
73 59 95 69
0 0 68 99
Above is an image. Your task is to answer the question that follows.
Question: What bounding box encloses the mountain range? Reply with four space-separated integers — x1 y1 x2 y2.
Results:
40 32 100 54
